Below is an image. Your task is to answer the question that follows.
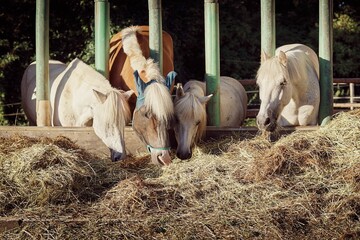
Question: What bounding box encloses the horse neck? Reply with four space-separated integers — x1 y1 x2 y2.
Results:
285 52 311 91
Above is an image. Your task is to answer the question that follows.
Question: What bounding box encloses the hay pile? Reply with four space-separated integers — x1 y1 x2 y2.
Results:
0 135 149 217
0 136 100 213
1 110 360 239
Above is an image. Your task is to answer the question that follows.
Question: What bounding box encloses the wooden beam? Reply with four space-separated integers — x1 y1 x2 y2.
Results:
0 126 319 158
0 126 147 157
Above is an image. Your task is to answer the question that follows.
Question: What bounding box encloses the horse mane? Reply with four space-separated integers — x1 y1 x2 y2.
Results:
257 50 312 86
144 82 174 123
175 92 207 142
122 25 173 122
101 90 132 131
121 25 165 83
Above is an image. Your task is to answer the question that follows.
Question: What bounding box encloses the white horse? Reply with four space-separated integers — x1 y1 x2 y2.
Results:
174 76 248 159
256 43 320 132
21 58 133 161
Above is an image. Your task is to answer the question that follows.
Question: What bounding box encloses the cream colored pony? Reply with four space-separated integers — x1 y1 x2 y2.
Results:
21 59 133 161
256 44 320 132
174 77 248 159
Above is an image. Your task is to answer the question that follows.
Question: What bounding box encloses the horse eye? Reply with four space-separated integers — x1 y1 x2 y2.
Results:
174 116 179 123
144 111 151 119
280 80 287 86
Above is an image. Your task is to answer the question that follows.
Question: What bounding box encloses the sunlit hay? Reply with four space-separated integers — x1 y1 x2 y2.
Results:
0 135 115 215
129 109 360 238
95 174 186 219
243 131 333 181
1 144 94 206
1 110 360 239
234 109 360 182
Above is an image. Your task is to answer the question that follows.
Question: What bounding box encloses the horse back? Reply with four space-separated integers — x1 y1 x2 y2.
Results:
219 77 248 126
21 60 66 125
185 77 248 127
51 59 113 126
276 44 319 79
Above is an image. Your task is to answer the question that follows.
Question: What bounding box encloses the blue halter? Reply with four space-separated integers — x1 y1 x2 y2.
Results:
133 70 177 109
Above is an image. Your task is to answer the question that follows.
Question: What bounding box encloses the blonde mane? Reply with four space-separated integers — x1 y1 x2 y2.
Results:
174 92 207 142
257 50 313 86
99 90 131 132
121 26 165 84
144 82 174 123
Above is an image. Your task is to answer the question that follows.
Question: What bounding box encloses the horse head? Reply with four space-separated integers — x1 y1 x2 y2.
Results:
132 70 176 165
92 88 133 161
173 82 212 160
256 50 293 132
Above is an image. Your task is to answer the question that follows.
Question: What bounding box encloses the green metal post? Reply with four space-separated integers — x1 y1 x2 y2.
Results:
95 0 110 78
319 0 333 125
36 0 50 126
204 0 220 127
148 0 163 74
260 0 275 57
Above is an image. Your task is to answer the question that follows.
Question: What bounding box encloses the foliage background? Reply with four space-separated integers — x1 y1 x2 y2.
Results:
0 0 359 125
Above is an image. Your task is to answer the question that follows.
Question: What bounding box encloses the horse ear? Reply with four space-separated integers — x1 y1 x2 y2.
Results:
165 71 177 90
176 83 185 98
261 50 270 63
199 94 213 105
133 70 146 108
93 89 107 104
134 70 146 96
278 51 287 66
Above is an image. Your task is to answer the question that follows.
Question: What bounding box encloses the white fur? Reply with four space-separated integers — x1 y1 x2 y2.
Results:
256 43 320 131
21 58 132 159
174 77 248 159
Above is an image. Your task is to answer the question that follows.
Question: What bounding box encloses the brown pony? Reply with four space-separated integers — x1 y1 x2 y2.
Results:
109 25 175 113
109 26 176 166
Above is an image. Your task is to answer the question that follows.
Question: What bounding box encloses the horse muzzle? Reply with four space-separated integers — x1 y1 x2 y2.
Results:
256 114 277 132
150 150 172 166
110 149 126 162
176 148 192 160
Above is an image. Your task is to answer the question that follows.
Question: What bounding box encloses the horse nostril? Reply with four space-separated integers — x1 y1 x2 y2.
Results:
264 117 271 126
177 151 192 160
256 118 261 127
111 150 124 162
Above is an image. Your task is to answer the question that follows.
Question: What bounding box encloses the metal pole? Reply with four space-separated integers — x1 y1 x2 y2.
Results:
36 0 50 126
319 0 333 125
260 0 275 57
95 0 110 78
204 0 220 127
350 83 354 110
148 0 163 74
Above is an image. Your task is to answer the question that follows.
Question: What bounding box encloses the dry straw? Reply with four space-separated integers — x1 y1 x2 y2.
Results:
1 109 360 239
